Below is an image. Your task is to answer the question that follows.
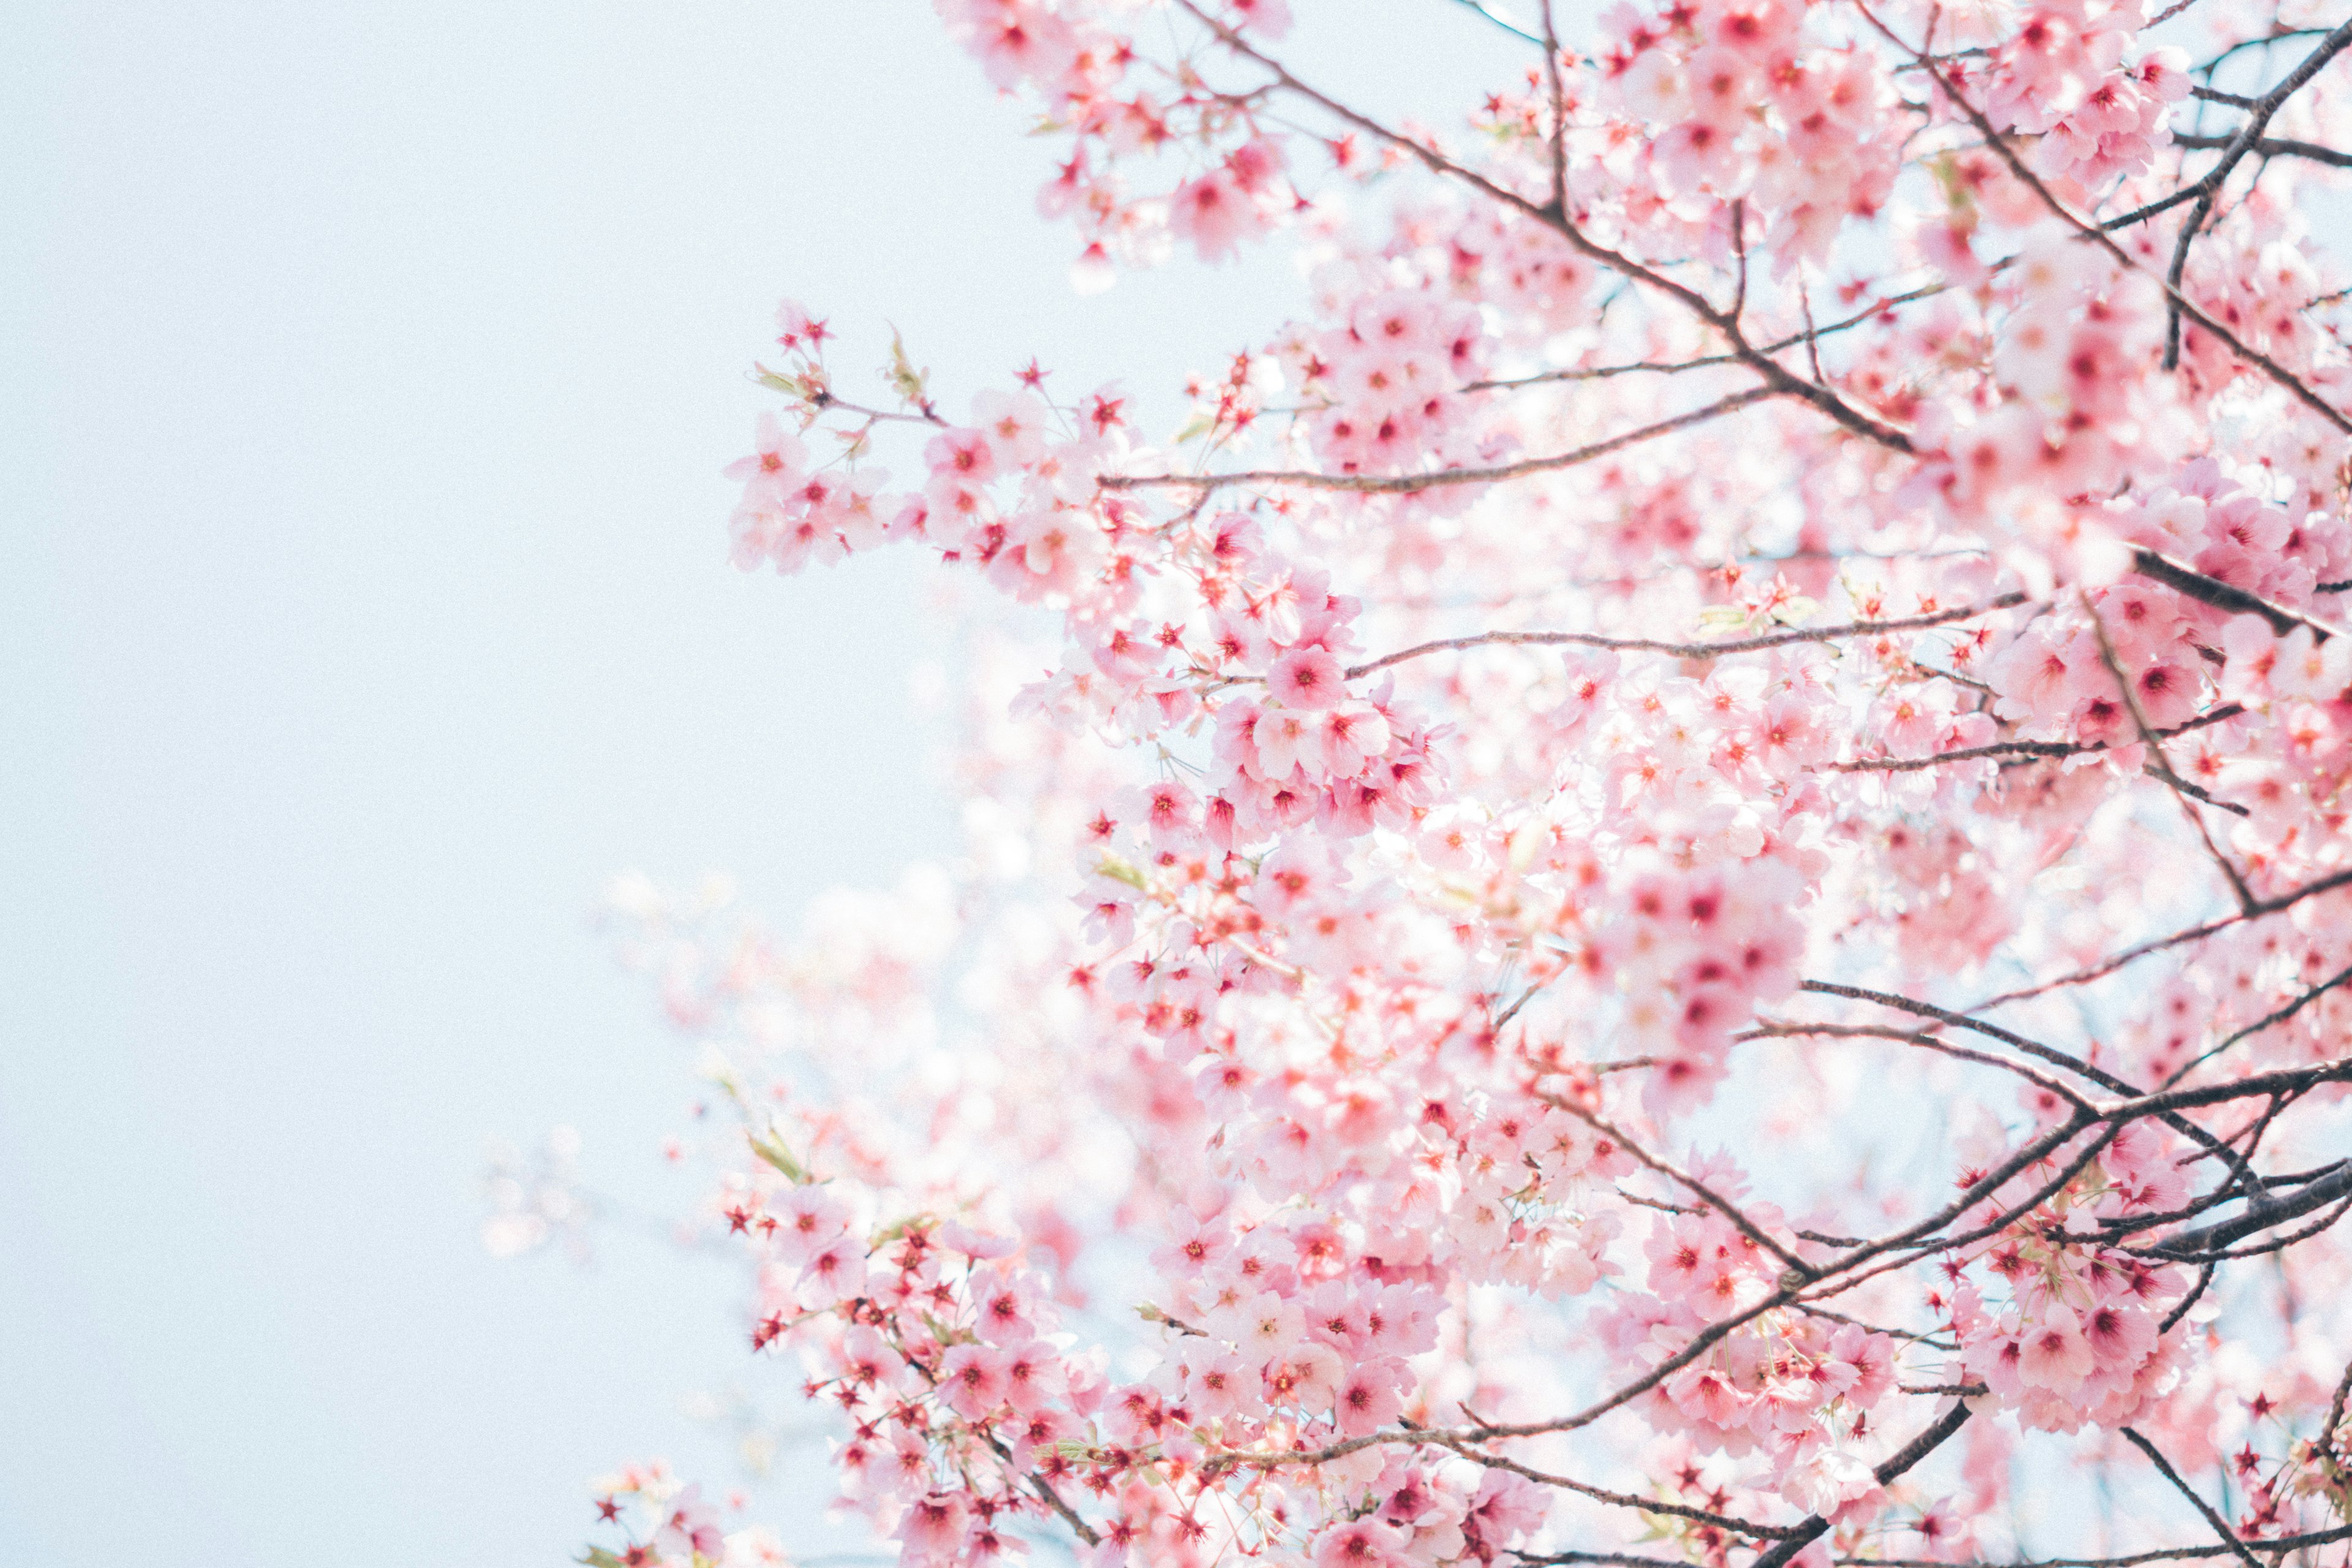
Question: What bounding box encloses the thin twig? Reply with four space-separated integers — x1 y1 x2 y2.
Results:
2084 598 2254 913
1099 387 1779 496
1344 593 2029 679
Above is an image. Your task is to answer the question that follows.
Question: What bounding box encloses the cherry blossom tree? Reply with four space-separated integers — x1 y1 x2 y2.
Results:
514 3 2352 1567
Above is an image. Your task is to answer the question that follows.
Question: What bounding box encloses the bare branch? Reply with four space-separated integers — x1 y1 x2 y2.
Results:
2149 1162 2352 1257
2171 132 2352 168
1743 1017 2097 1112
2120 1428 2266 1568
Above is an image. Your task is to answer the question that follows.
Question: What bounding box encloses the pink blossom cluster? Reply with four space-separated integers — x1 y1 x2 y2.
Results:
1594 0 1904 264
727 314 1133 604
1295 291 1492 479
582 1464 771 1568
696 1131 1574 1568
2171 197 2335 394
1939 1121 2194 1434
1961 0 2190 189
1976 461 2351 785
937 0 1306 281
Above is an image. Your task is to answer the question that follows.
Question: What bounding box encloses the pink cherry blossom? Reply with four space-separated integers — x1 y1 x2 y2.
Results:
567 8 2352 1568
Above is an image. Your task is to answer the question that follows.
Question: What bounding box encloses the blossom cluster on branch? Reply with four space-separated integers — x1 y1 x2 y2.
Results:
516 3 2352 1567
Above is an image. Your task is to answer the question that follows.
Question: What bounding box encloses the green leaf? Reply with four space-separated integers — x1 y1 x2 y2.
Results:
884 326 930 407
748 1126 808 1184
1096 853 1149 892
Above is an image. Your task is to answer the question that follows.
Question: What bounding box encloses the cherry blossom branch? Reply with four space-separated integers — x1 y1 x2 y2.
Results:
1744 1401 1974 1568
2151 19 2352 366
1793 1302 1958 1348
1342 593 2030 679
1460 1287 1799 1437
1967 865 2352 1011
1543 1096 1819 1276
1822 1114 2120 1282
1829 701 2250 783
1838 741 2211 772
1098 385 1780 496
2084 600 2256 913
1170 0 1918 451
2105 1053 2352 1119
1463 282 1951 391
2159 1261 2217 1333
2095 1153 2342 1239
1419 1438 1809 1539
1014 1460 1101 1547
2131 549 2347 641
1539 1551 2352 1568
2157 1194 2352 1262
1741 1018 2097 1112
1463 1049 2285 1458
1475 1105 2111 1443
809 388 948 428
2190 29 2335 81
1796 979 2132 1093
904 1332 1102 1547
2172 962 2352 1082
2119 1428 2267 1568
1851 0 2352 434
1538 0 1567 222
2111 15 2352 238
1194 1415 1800 1527
2140 769 2252 816
2321 1355 2352 1461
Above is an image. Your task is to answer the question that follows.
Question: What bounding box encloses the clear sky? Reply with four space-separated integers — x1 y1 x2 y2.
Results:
0 4 1524 1563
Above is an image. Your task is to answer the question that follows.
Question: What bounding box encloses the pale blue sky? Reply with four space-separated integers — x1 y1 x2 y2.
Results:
0 4 1522 1563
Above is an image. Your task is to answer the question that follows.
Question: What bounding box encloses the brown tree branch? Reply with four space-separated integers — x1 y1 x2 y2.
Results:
1099 387 1778 497
2171 132 2352 169
2132 549 2346 641
1344 594 2029 678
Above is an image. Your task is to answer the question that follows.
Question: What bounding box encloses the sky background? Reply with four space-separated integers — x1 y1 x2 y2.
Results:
0 4 1527 1562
